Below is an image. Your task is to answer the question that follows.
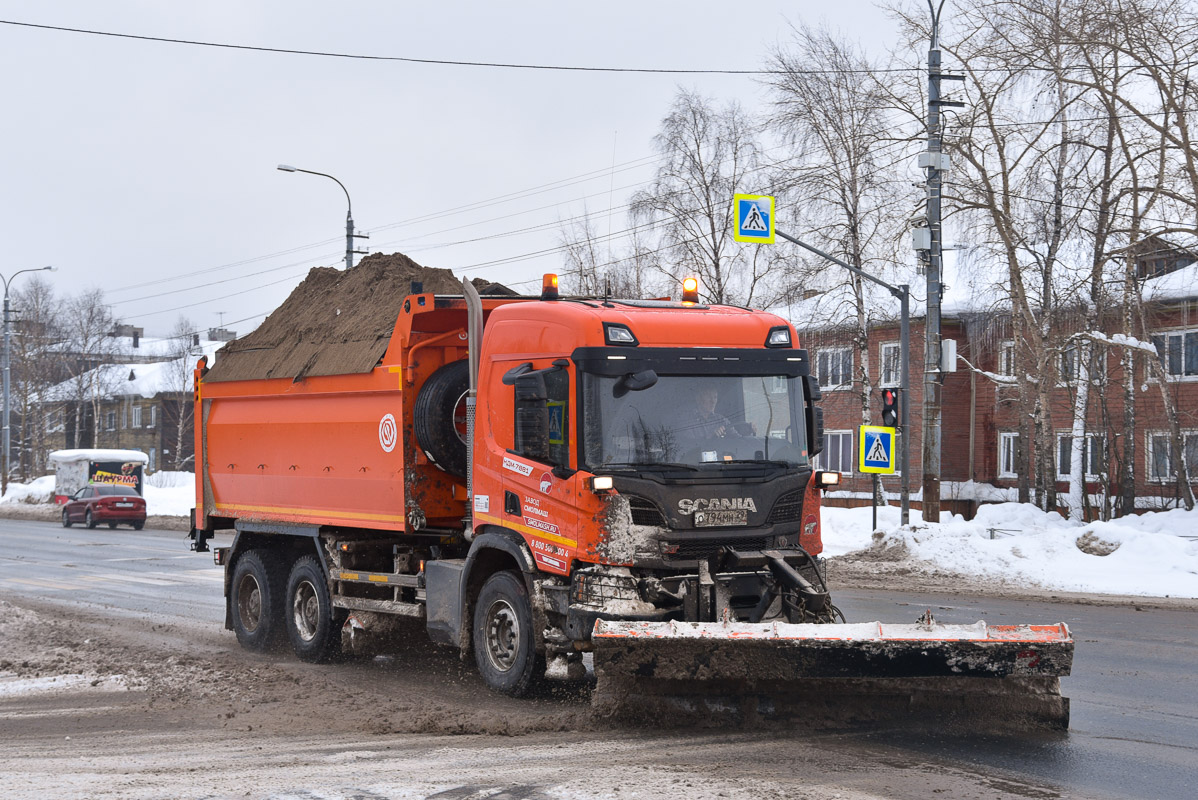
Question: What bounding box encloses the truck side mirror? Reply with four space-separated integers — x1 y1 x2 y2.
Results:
802 374 824 458
807 406 824 458
513 372 550 461
614 369 658 397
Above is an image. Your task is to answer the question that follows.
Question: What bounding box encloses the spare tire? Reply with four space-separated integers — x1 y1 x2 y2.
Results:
414 359 471 478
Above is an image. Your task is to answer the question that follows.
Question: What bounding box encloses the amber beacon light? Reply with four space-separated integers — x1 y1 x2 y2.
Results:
681 277 699 303
541 273 560 300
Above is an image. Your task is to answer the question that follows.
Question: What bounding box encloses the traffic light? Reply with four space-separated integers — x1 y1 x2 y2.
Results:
881 388 899 428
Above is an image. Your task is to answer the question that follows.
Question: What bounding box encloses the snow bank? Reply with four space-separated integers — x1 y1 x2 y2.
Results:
0 475 56 504
143 474 195 517
822 502 1198 598
2 473 195 517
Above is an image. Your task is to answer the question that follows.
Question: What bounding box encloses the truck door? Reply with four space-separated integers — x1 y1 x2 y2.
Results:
499 360 578 575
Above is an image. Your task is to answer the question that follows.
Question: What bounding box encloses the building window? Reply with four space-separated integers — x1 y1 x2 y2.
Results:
880 342 900 387
105 411 116 431
132 406 142 428
149 406 157 429
1152 330 1198 378
1057 434 1106 480
999 432 1018 478
1060 344 1106 384
46 409 64 433
816 430 853 475
817 348 853 390
998 340 1015 376
148 447 156 472
1146 431 1198 481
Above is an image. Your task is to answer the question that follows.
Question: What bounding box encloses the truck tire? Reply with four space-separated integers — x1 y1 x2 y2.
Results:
473 570 540 696
230 550 286 652
414 359 470 478
285 555 344 663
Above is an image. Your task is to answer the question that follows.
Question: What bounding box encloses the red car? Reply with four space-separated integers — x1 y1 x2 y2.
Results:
61 485 147 530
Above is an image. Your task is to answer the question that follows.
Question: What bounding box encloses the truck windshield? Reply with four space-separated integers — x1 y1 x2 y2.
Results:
581 373 809 471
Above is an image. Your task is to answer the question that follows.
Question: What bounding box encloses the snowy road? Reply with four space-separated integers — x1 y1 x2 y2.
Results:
1 518 1196 799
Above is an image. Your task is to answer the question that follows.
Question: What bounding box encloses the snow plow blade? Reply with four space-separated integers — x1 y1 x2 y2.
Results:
591 619 1074 733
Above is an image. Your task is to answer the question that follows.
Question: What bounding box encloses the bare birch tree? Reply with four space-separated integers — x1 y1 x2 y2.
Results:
9 277 61 478
631 90 787 307
767 25 916 506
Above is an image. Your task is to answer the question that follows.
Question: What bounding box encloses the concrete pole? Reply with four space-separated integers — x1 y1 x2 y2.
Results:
922 2 945 523
3 290 11 497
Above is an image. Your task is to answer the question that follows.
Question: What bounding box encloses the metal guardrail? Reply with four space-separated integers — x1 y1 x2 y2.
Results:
987 528 1021 539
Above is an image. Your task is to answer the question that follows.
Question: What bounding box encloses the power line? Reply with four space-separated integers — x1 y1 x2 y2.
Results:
108 252 342 308
0 19 919 75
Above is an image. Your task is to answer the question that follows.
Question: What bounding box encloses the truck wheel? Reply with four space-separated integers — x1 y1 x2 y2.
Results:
473 570 540 696
62 508 72 528
413 359 470 478
285 555 343 663
230 550 285 652
85 510 97 529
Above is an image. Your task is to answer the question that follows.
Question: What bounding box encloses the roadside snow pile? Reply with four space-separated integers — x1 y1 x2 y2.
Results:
822 502 1198 598
0 473 194 517
143 472 194 517
0 475 55 504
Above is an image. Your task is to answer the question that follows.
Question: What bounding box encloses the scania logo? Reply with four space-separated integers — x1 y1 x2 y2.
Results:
677 497 757 515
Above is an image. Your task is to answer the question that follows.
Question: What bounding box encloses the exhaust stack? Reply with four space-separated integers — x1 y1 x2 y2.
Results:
462 279 483 540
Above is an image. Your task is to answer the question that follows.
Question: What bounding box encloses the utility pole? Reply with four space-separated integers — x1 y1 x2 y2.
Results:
277 165 369 269
919 0 964 522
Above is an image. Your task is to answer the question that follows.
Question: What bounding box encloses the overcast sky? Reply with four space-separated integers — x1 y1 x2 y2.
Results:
0 1 903 337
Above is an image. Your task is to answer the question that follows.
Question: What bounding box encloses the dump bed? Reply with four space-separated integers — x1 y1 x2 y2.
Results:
195 262 524 534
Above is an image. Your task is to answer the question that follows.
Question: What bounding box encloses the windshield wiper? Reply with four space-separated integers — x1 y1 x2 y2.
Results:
599 461 700 472
711 459 795 467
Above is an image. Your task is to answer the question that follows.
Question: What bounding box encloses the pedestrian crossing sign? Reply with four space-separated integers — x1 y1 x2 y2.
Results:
733 194 775 243
859 425 896 474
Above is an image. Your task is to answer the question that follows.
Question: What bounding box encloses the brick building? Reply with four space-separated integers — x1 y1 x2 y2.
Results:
788 243 1198 517
41 339 224 473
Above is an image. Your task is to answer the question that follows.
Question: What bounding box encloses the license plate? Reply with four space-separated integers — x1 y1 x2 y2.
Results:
694 509 747 527
115 502 133 508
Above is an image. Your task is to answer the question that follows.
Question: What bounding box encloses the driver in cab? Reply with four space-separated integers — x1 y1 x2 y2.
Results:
691 386 730 438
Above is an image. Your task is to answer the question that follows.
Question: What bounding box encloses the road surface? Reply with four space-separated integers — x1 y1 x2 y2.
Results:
1 518 1195 799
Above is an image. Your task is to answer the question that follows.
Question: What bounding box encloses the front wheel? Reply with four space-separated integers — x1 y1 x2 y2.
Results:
285 555 343 663
229 550 286 652
472 570 540 696
62 508 72 528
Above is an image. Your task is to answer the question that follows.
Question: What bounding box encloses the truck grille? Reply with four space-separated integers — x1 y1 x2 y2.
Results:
766 490 804 524
626 496 666 526
664 537 770 560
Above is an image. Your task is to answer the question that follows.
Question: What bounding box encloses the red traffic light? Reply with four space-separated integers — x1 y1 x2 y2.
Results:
881 388 899 428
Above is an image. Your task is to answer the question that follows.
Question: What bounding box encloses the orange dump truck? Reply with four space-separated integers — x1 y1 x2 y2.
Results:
189 273 1072 727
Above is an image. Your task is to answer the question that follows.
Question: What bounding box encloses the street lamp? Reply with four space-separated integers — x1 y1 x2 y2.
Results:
277 165 367 270
2 265 56 495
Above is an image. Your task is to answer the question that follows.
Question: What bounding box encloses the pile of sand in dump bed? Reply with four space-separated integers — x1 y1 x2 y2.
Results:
203 252 514 383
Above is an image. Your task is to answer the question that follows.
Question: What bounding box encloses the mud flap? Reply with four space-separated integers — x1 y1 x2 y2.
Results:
590 618 1074 732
